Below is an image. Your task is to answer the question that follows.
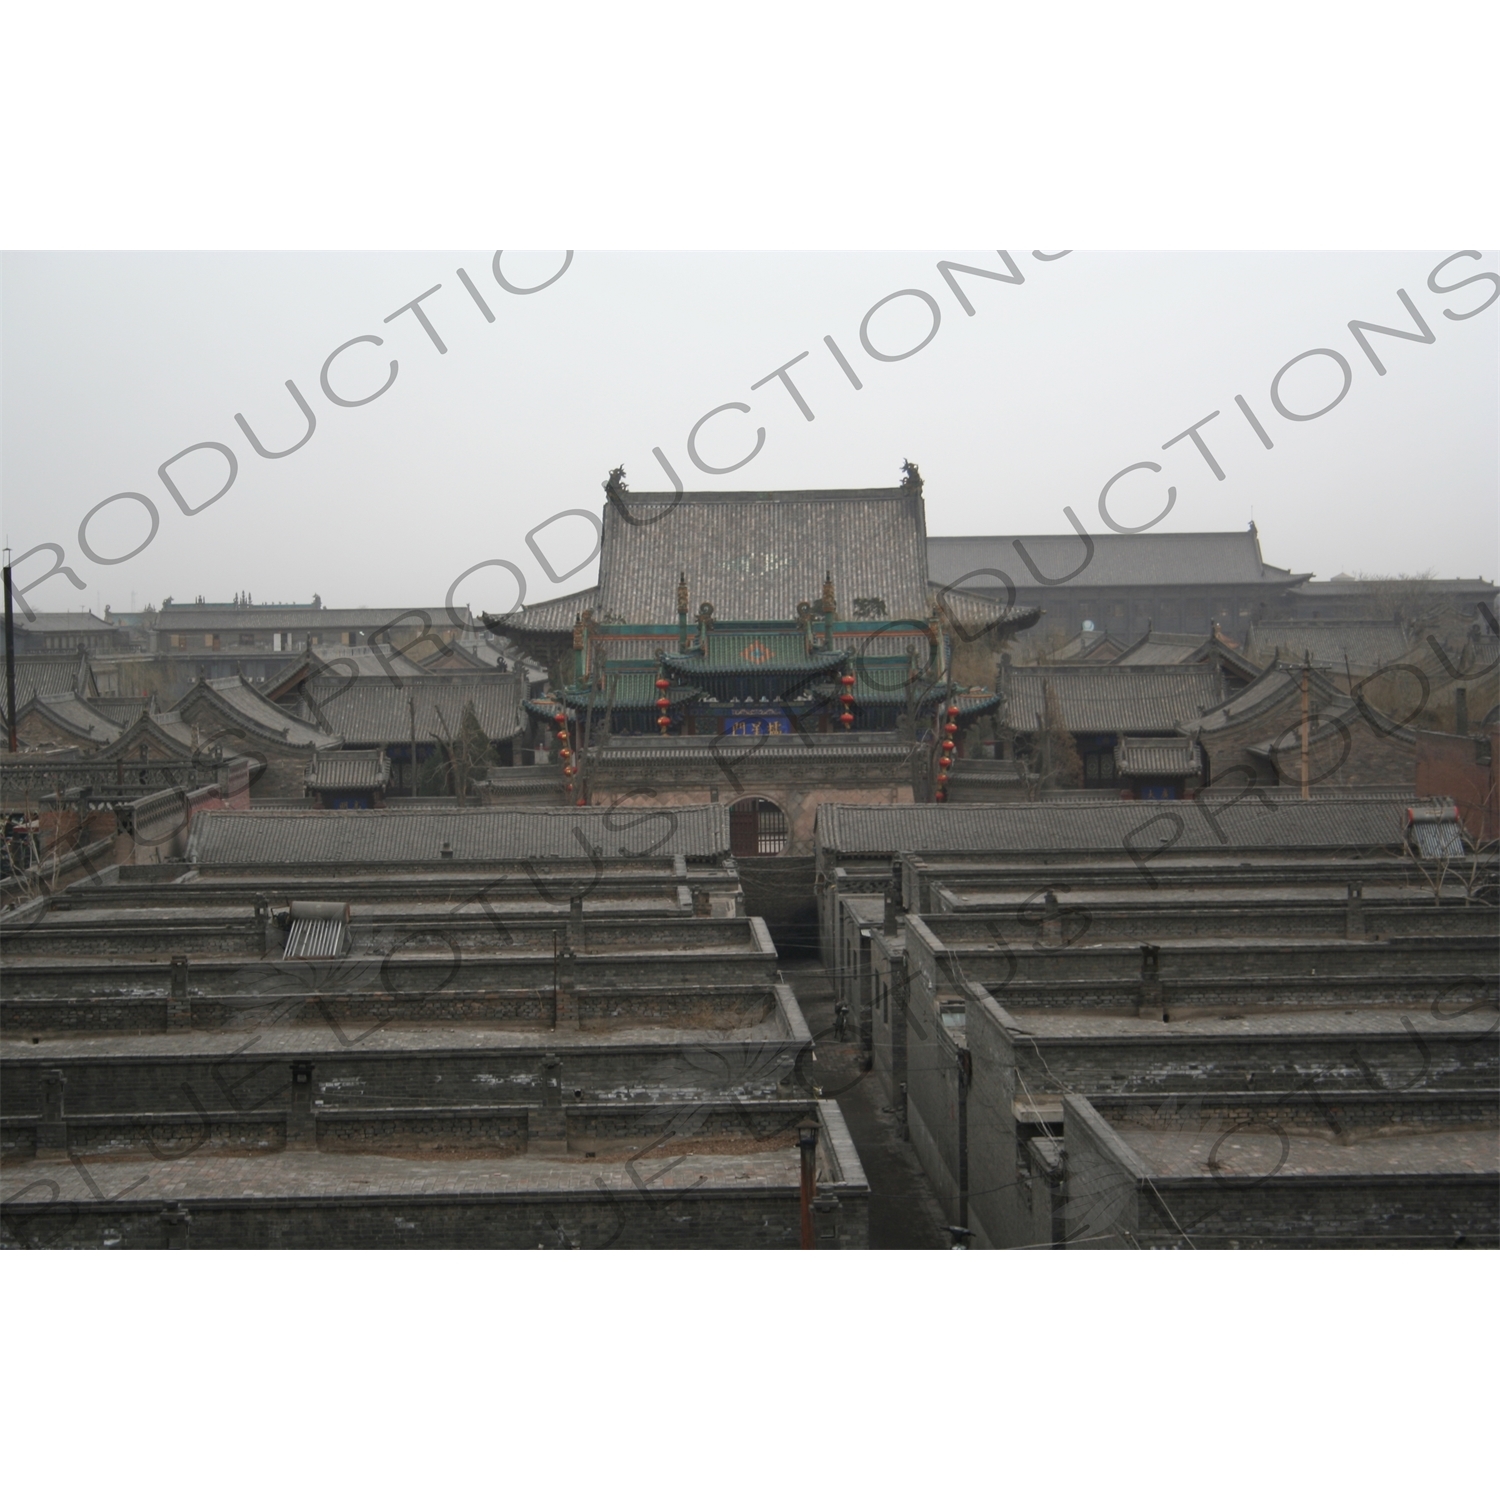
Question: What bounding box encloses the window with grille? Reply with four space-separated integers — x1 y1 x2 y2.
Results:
729 797 788 856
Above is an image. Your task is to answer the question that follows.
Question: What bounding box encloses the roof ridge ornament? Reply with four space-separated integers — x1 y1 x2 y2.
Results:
900 459 923 497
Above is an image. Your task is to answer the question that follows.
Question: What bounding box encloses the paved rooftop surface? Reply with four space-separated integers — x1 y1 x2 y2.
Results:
3 1015 795 1058
943 884 1455 908
1118 1124 1500 1179
0 1147 807 1203
1000 1008 1500 1039
8 898 688 926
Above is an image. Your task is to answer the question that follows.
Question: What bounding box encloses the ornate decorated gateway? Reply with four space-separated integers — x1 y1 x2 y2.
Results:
484 463 1038 806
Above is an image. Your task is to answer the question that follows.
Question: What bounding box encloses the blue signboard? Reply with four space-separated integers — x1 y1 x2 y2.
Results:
723 712 793 736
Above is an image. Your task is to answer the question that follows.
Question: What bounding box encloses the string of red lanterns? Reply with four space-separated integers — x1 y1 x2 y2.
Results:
838 673 856 729
934 700 960 802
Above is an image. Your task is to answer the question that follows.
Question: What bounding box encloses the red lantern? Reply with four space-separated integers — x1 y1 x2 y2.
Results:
840 674 855 687
655 677 670 690
553 712 566 725
575 797 587 806
839 711 855 727
934 790 946 802
557 728 569 742
936 772 949 785
941 738 954 751
656 696 670 709
839 693 855 706
563 764 576 777
939 755 952 769
657 714 671 728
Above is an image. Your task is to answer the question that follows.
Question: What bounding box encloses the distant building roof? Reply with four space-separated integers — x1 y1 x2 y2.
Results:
12 611 120 633
302 677 524 744
1245 618 1413 668
150 605 472 632
816 793 1441 858
1183 660 1338 735
305 643 429 677
1042 628 1124 662
13 692 120 746
596 480 933 623
1004 664 1227 734
188 803 731 863
1295 578 1495 597
487 586 599 641
173 676 342 748
0 653 98 706
1110 630 1204 665
928 529 1308 591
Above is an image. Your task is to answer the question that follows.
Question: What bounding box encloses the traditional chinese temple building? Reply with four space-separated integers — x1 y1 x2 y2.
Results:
483 466 1039 880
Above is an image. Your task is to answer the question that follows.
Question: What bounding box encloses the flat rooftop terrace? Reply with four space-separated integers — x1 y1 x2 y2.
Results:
998 1008 1500 1040
0 1144 806 1201
937 883 1468 908
5 1013 797 1059
1116 1123 1499 1180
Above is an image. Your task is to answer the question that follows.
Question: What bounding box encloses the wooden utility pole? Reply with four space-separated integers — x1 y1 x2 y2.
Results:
1299 661 1310 801
4 552 17 753
408 691 418 798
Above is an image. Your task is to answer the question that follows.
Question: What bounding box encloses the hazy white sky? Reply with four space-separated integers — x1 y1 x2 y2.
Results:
2 249 1495 620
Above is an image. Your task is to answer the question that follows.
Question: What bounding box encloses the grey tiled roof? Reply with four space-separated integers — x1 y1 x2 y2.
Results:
90 697 153 726
1183 661 1348 735
307 644 430 677
1046 629 1123 661
816 793 1438 857
1246 618 1413 667
12 610 118 632
596 486 932 623
1003 665 1227 734
930 583 1041 636
948 759 1030 785
188 803 730 863
928 529 1308 590
1114 736 1202 776
174 677 342 748
304 749 392 790
0 655 96 704
485 587 599 639
15 692 119 745
151 605 471 632
1110 631 1204 665
303 677 523 743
